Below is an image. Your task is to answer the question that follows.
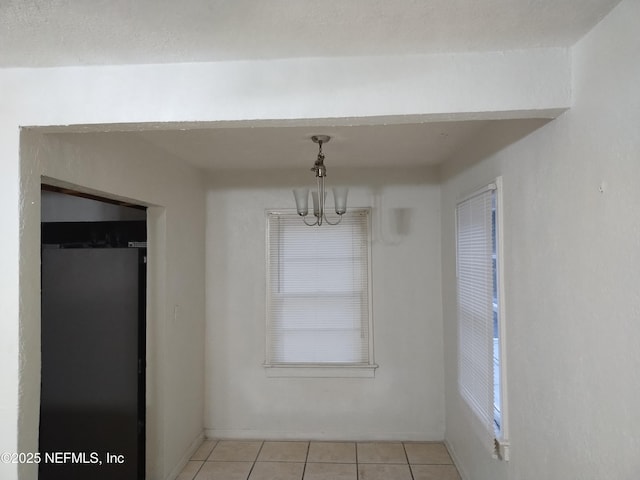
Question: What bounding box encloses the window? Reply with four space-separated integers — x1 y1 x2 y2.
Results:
456 178 509 459
265 209 375 377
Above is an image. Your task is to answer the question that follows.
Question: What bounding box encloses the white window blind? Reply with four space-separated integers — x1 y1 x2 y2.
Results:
266 210 371 365
456 184 498 452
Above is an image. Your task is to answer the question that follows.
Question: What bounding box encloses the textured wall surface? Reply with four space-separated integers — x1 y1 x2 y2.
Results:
205 170 444 441
440 1 640 479
18 132 206 480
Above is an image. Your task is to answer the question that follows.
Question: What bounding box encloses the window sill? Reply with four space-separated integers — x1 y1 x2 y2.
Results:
263 363 378 378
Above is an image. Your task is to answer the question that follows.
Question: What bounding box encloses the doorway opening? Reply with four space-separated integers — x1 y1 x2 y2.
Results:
39 185 147 480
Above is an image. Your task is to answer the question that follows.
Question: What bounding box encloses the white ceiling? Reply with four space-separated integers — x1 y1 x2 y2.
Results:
51 118 548 173
134 121 492 170
0 0 621 67
6 0 620 171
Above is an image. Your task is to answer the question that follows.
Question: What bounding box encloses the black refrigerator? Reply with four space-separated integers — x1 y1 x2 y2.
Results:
40 245 145 480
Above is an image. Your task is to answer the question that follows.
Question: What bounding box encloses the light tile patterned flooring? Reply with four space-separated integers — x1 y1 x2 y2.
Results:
178 439 461 480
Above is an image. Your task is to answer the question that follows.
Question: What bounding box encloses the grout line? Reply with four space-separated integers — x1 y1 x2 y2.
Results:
190 460 205 480
245 440 264 480
402 442 415 480
301 441 310 479
203 440 217 462
355 441 359 466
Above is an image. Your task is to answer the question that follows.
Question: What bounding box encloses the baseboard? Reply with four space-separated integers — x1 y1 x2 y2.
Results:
444 438 469 480
205 428 442 442
165 430 205 480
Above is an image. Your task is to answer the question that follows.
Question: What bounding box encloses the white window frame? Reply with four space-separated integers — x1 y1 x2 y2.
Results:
455 177 510 460
264 208 376 378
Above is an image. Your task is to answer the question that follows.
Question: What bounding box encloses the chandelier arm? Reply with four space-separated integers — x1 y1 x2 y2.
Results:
319 176 325 225
302 216 320 226
323 214 343 226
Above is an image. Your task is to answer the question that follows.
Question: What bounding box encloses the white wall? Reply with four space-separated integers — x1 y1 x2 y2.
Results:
19 131 206 480
1 50 569 127
440 1 640 479
205 168 445 440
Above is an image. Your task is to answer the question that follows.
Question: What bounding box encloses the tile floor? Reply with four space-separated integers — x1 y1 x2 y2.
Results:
178 439 461 480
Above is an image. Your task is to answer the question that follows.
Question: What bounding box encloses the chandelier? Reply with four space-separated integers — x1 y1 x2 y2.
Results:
293 135 348 226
